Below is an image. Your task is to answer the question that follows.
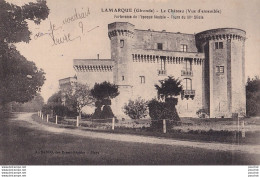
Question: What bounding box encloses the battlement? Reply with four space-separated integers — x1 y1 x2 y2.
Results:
196 28 246 42
108 22 135 39
73 59 114 72
108 22 135 29
72 22 246 118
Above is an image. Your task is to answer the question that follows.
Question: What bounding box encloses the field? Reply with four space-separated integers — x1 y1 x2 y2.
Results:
177 117 260 132
38 114 260 145
0 113 259 165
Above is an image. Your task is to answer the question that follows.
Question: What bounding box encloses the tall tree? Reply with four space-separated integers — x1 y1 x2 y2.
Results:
64 83 94 118
12 93 44 112
91 81 119 101
155 76 183 100
0 0 49 112
91 81 119 119
148 76 183 129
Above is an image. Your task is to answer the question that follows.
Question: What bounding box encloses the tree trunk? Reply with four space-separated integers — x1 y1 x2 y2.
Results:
79 111 82 120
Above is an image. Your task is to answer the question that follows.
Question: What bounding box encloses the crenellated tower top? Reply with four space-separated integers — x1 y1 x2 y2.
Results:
195 28 246 46
108 22 135 39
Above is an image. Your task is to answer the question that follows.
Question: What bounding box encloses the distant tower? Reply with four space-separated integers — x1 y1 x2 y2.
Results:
196 28 246 118
108 22 135 115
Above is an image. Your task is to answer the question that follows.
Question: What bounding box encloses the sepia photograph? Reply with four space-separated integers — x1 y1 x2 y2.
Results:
0 0 259 173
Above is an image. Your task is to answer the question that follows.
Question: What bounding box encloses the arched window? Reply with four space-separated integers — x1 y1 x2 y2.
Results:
184 78 192 90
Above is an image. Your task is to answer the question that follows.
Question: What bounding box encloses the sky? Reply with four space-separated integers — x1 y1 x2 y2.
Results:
7 0 260 102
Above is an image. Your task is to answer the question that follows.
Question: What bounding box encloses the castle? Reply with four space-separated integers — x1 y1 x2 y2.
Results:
69 22 246 118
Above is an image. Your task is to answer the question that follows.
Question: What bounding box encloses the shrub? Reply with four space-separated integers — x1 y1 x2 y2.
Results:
91 82 119 119
91 81 119 100
246 76 260 116
101 105 114 119
148 99 180 130
196 108 209 118
81 113 93 119
155 76 183 98
149 76 182 131
123 97 148 119
92 106 102 119
41 104 52 115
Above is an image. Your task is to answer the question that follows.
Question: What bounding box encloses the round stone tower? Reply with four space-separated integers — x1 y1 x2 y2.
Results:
195 28 246 118
108 22 135 116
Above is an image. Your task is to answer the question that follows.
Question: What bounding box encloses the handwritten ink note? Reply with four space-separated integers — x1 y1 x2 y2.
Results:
34 8 96 46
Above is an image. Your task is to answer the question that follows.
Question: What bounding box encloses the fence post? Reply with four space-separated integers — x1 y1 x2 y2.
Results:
41 114 43 120
47 114 49 123
112 117 115 131
55 115 58 124
242 121 246 138
163 119 166 133
76 116 79 127
39 111 41 117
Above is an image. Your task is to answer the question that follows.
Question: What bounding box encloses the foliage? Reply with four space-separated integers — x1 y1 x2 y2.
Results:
101 105 114 119
64 83 94 117
123 97 148 119
0 0 49 43
0 46 46 104
148 99 180 130
150 76 182 130
47 92 63 105
41 104 52 115
92 100 102 119
12 93 44 112
42 91 77 117
246 76 260 116
92 106 102 119
53 105 77 117
0 0 49 107
91 81 119 119
91 81 119 101
196 108 209 118
148 99 180 121
155 76 183 99
47 91 77 116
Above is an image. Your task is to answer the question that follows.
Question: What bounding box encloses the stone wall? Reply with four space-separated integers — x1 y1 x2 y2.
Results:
73 59 114 87
134 30 198 52
131 56 204 117
72 23 246 119
196 28 246 118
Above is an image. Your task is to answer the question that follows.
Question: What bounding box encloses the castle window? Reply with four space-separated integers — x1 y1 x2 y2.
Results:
181 44 187 52
140 76 145 84
184 58 192 71
160 57 166 70
215 42 223 49
216 66 224 73
120 40 124 48
183 78 192 90
157 43 163 50
122 76 125 81
219 42 223 49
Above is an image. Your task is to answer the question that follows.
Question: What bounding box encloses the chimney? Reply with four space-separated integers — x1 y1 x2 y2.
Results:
97 54 99 60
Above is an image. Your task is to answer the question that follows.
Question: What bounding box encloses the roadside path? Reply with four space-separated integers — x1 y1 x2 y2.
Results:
16 113 260 155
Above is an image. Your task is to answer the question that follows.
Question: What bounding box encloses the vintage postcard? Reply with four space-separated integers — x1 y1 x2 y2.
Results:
0 0 259 175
